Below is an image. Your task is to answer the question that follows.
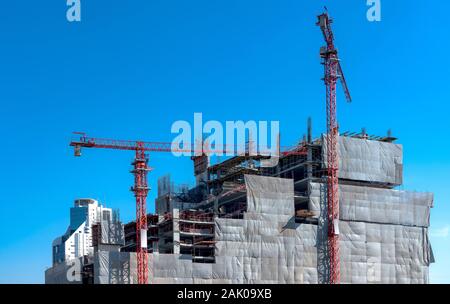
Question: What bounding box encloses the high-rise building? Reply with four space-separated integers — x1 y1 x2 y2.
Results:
52 199 112 265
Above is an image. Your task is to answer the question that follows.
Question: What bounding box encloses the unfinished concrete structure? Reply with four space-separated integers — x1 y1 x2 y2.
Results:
46 130 434 284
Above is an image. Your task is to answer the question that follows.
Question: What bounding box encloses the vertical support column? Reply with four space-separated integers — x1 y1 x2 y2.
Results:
173 208 180 254
325 50 340 284
213 198 219 215
157 214 165 253
307 117 313 179
131 143 150 284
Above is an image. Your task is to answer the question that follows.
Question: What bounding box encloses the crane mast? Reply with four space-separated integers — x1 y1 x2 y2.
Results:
316 10 352 284
132 143 150 285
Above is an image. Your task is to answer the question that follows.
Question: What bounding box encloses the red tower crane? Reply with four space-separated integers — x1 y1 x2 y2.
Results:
70 133 218 284
70 133 162 284
316 10 352 284
70 132 306 284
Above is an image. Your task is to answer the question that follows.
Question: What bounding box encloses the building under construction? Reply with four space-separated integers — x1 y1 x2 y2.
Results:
45 128 434 284
45 11 434 284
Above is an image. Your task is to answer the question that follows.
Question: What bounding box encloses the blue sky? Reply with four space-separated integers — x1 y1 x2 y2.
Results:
0 1 448 283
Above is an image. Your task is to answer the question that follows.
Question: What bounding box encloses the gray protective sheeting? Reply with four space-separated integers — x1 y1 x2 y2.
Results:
340 221 431 284
323 136 403 185
309 182 433 227
95 251 136 284
100 220 125 245
66 175 432 284
309 180 433 284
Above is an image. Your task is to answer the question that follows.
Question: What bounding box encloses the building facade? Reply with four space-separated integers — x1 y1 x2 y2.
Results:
51 199 112 265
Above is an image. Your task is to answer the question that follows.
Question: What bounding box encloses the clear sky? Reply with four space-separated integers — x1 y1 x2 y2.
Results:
0 1 448 283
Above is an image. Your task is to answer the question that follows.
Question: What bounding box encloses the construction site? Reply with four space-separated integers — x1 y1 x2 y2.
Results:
45 11 434 284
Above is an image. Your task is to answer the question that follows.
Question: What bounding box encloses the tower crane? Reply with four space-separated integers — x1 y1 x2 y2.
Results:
70 133 172 284
70 132 307 284
316 10 352 284
68 10 349 285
